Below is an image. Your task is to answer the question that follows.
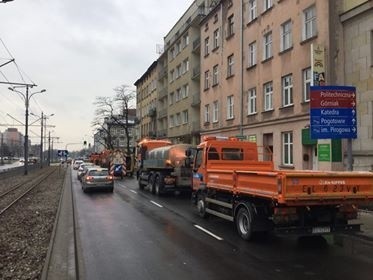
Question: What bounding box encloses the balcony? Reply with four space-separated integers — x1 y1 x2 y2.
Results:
191 121 201 134
157 129 167 138
191 93 200 107
148 107 156 118
158 88 168 99
192 37 201 53
192 66 200 80
158 108 167 119
159 67 167 80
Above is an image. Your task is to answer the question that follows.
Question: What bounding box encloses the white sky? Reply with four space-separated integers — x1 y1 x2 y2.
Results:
0 0 194 151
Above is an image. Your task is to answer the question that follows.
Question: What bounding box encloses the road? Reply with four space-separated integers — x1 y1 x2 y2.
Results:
72 171 373 280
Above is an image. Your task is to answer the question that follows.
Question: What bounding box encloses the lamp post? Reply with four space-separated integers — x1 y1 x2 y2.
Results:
8 86 46 175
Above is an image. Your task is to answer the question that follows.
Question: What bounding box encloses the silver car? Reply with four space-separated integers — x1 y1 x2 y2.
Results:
77 162 95 181
81 168 114 193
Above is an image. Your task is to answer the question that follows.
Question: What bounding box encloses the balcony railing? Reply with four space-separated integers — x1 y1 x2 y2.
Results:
191 93 200 107
148 107 156 117
158 108 167 118
192 66 200 80
191 121 200 134
158 88 168 99
192 37 201 52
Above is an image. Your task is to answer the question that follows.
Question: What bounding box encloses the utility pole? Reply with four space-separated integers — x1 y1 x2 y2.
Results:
40 112 43 168
0 133 4 165
8 86 46 175
48 131 51 166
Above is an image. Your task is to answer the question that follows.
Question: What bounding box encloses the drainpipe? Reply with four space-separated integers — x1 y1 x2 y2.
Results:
239 0 244 136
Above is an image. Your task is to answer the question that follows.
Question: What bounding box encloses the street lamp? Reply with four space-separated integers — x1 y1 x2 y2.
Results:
0 0 15 3
8 86 46 175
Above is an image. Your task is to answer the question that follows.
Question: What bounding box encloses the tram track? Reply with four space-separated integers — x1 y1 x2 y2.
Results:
0 168 57 216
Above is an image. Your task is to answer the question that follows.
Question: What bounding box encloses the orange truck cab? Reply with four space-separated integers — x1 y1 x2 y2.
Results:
189 136 373 240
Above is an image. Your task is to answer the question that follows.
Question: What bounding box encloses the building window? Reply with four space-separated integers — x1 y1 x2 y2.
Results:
182 84 189 98
204 37 209 56
227 95 234 119
263 81 273 111
169 115 174 128
227 15 234 37
169 92 174 105
176 64 181 79
213 28 220 49
248 0 257 22
282 74 293 107
303 67 311 102
183 33 189 48
227 54 234 77
303 5 316 40
263 31 272 60
263 0 272 12
169 70 174 83
204 70 210 90
176 88 182 102
281 20 292 51
204 104 210 123
247 88 256 115
176 113 181 126
248 41 256 67
212 64 219 86
213 101 219 122
182 110 188 124
282 131 293 165
182 59 189 74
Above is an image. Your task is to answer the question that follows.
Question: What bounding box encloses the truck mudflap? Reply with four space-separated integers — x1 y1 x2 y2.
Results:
274 223 361 236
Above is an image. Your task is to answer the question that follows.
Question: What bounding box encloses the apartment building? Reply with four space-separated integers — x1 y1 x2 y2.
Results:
162 0 212 145
200 0 368 171
336 0 373 170
134 61 158 140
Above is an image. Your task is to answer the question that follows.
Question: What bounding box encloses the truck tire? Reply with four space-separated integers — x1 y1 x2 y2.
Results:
138 175 145 190
235 206 253 241
155 175 163 196
197 193 209 218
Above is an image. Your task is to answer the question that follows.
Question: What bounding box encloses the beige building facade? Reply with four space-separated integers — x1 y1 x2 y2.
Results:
135 0 373 171
200 0 372 171
134 61 158 140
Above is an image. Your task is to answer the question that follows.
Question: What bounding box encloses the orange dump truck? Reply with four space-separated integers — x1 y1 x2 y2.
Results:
188 136 373 240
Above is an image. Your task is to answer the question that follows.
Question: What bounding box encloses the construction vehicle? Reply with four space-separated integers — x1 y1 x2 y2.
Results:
137 143 194 195
89 149 134 178
135 138 172 179
188 136 373 240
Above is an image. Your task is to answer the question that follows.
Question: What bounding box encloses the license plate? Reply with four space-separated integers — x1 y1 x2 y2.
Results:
312 226 331 234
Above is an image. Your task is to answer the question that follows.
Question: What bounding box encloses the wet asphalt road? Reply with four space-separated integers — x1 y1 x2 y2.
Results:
72 172 373 280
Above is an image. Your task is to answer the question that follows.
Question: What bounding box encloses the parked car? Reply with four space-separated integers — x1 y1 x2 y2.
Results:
77 162 95 181
81 168 114 193
73 160 84 170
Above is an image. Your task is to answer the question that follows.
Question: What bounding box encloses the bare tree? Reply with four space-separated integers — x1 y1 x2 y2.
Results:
92 96 116 150
92 85 136 154
113 85 136 155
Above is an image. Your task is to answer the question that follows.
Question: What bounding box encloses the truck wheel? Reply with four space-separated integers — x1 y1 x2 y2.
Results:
155 176 163 196
197 193 208 218
138 175 145 190
236 206 253 241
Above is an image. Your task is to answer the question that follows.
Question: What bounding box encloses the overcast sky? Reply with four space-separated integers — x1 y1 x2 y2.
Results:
0 0 194 152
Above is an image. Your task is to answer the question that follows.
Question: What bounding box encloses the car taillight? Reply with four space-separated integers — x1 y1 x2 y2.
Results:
107 175 113 180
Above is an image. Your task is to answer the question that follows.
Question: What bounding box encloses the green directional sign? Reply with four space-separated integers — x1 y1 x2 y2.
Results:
318 144 331 162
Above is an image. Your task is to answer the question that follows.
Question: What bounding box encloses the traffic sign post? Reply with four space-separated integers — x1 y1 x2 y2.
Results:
310 86 357 171
310 86 357 139
57 150 69 158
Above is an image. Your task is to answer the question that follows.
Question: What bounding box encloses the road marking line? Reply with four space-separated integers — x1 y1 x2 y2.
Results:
194 225 223 241
130 190 137 194
150 200 163 208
